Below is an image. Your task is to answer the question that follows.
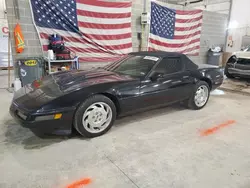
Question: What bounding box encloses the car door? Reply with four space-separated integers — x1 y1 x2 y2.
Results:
139 57 194 109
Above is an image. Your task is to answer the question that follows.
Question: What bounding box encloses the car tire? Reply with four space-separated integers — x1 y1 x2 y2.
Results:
74 94 117 138
186 81 210 110
224 65 234 78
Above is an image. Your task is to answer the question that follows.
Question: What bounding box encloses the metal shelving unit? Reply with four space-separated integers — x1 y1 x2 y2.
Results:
44 56 79 74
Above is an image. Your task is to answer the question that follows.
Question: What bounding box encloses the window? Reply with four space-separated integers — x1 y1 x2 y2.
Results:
243 45 250 52
105 55 159 78
183 56 198 70
154 57 183 74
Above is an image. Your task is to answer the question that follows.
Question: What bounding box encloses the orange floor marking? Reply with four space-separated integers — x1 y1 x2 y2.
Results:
66 178 91 188
200 120 236 136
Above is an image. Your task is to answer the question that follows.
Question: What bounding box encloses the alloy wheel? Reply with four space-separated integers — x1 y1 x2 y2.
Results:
194 85 209 107
82 102 112 133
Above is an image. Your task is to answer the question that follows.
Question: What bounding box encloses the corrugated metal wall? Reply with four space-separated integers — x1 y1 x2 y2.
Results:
189 10 228 64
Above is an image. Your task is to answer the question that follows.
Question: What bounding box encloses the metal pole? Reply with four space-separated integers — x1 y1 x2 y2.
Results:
140 0 147 51
143 0 147 12
8 32 11 89
13 0 20 20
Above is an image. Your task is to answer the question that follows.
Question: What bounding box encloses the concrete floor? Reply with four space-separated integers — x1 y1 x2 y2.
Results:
0 70 13 89
1 85 250 188
220 77 250 96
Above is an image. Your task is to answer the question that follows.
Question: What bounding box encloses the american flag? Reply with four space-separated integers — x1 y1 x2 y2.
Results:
30 0 132 62
148 1 203 55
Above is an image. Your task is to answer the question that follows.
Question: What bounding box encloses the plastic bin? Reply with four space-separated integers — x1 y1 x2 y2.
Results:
207 49 222 66
17 57 45 86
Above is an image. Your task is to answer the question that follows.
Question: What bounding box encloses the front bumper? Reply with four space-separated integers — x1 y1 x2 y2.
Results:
228 67 250 77
9 102 75 136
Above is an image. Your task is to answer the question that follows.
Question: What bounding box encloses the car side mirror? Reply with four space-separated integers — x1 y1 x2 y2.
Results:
150 72 164 81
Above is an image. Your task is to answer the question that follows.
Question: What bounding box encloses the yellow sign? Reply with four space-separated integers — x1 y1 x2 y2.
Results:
24 60 37 66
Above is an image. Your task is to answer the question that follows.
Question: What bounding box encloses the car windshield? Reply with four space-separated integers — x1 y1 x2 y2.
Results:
104 55 160 78
243 45 250 52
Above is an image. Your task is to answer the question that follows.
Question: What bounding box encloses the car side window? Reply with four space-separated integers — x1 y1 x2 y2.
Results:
154 57 183 74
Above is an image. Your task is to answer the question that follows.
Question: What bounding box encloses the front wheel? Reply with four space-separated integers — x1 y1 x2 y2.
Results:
74 95 116 138
186 81 210 110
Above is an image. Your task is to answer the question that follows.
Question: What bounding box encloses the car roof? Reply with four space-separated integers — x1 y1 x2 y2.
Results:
129 51 185 58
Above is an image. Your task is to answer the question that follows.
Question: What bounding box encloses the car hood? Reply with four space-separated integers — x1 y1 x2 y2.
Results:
233 51 250 59
52 68 135 92
13 69 135 112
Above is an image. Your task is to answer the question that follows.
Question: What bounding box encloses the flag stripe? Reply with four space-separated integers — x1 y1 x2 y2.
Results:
78 22 131 29
149 41 200 52
176 15 203 23
83 33 132 40
76 9 131 19
149 38 200 48
42 41 132 53
40 32 132 41
76 3 131 14
150 33 201 44
176 9 203 15
43 45 124 60
148 47 199 56
68 47 126 54
176 12 203 20
40 33 132 47
79 56 122 62
77 15 131 24
174 27 201 36
174 30 201 39
41 41 132 54
175 23 202 31
79 27 132 35
175 20 202 28
148 47 200 55
76 0 132 8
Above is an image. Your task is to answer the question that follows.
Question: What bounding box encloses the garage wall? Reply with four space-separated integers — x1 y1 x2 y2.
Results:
186 0 231 15
146 1 228 64
0 0 12 67
226 0 250 52
0 0 6 19
185 0 230 64
5 0 43 65
5 0 228 68
189 10 228 64
5 0 146 69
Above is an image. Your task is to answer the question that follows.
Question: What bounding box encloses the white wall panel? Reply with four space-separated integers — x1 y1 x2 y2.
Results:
226 0 250 52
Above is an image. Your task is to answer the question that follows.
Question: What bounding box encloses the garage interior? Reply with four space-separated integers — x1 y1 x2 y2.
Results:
1 0 250 188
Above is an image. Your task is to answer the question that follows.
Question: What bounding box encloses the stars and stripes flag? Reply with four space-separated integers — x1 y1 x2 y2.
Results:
30 0 132 62
149 1 203 55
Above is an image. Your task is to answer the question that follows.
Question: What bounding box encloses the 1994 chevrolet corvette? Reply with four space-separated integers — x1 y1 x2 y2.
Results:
10 51 224 138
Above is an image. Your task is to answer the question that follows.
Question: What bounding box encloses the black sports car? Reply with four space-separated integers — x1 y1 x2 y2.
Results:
224 45 250 78
10 51 224 138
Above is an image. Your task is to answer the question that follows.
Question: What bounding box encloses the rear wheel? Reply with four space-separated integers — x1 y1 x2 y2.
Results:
186 81 210 110
74 95 116 138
